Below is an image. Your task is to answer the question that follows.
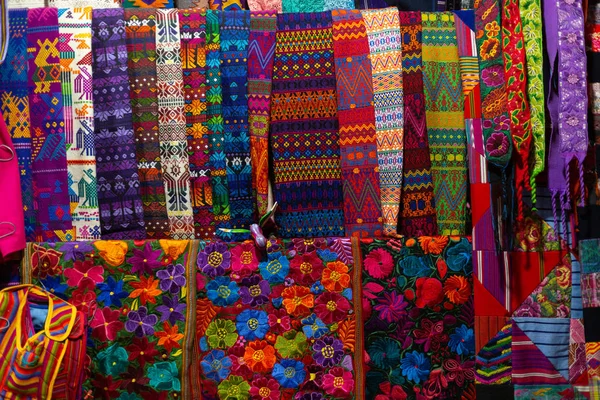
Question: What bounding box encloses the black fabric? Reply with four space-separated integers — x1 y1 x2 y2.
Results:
578 205 600 240
584 307 600 342
588 52 600 83
385 0 436 10
476 384 515 400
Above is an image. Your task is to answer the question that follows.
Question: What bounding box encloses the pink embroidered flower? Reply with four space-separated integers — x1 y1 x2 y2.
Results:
322 366 354 397
91 307 124 341
567 74 579 84
64 259 104 287
71 288 97 317
314 292 351 324
493 115 510 131
481 65 504 87
486 132 509 157
230 242 259 277
567 116 580 127
364 248 394 279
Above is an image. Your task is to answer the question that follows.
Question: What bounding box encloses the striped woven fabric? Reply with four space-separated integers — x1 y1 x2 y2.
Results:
271 12 345 238
332 9 382 238
475 322 512 384
362 8 404 238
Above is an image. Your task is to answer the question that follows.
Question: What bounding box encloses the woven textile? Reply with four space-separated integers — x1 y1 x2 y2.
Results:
361 237 475 398
398 11 437 237
0 10 35 241
196 237 360 399
502 0 532 220
207 10 231 231
177 0 209 8
6 0 44 8
475 0 513 168
248 0 282 12
92 8 146 240
271 12 345 238
50 0 120 7
248 11 276 218
156 9 195 239
422 12 468 236
519 0 545 205
58 7 101 241
22 240 199 399
362 8 404 238
354 0 387 9
282 0 324 13
27 8 74 242
0 0 6 64
332 9 382 238
125 9 171 239
123 0 175 8
179 10 214 240
588 2 600 201
220 11 253 230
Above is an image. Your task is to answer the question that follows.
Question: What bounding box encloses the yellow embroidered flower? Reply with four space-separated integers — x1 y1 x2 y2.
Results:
480 38 500 61
485 21 500 38
160 240 189 261
94 241 129 266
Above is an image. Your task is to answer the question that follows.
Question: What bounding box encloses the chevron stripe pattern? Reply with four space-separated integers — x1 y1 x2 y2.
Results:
476 322 512 384
422 12 468 235
397 11 438 237
362 8 404 238
332 9 382 238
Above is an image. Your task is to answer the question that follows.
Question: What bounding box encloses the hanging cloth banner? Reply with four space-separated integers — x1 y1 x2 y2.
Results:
27 8 74 242
397 10 438 236
92 8 146 239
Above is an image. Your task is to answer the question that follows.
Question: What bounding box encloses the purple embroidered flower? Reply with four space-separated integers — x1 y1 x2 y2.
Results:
481 65 504 87
486 132 509 157
312 336 344 367
493 115 510 131
156 296 186 325
373 291 409 323
567 116 580 127
128 242 163 275
198 242 231 278
157 264 186 294
239 275 271 306
567 74 579 84
61 242 94 262
513 296 542 318
125 306 158 337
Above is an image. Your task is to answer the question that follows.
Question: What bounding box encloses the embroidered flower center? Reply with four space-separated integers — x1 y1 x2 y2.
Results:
241 251 253 264
266 260 282 275
110 291 114 296
252 350 265 362
216 328 228 339
217 285 231 298
284 367 296 378
567 74 579 84
140 351 145 355
208 252 223 267
227 385 240 396
169 308 174 312
169 276 174 280
84 273 88 278
250 285 261 297
300 262 313 274
329 271 341 281
567 116 579 126
312 323 319 332
211 359 222 370
293 295 303 305
305 239 314 246
259 387 271 397
248 318 259 331
310 372 317 381
333 376 344 388
567 33 577 43
138 321 143 326
321 344 335 359
326 300 337 311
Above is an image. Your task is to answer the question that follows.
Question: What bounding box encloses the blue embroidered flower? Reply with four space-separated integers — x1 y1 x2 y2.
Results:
342 288 353 300
449 324 475 355
236 309 269 340
399 256 431 277
206 276 240 307
259 255 290 284
301 313 329 339
272 297 283 308
200 349 232 382
97 276 128 307
446 238 472 274
368 337 401 369
97 343 129 376
400 351 431 384
317 249 338 262
310 281 324 295
40 276 69 300
147 362 181 391
272 359 306 388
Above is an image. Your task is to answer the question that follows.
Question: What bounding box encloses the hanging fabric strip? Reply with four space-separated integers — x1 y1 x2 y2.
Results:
179 9 214 239
0 10 35 241
519 0 545 206
58 7 101 241
362 8 404 238
92 8 146 239
156 9 195 239
248 10 276 218
206 10 231 231
502 0 533 220
474 0 513 168
219 10 254 230
397 11 438 236
0 0 7 64
27 8 74 242
422 12 468 235
588 2 600 201
332 9 382 238
125 9 171 239
271 12 345 238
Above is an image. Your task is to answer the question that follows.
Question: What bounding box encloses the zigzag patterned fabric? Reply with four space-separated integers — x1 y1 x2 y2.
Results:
476 322 512 384
397 11 438 237
422 12 468 235
220 10 254 230
92 8 146 239
271 12 345 238
362 8 404 238
156 9 195 239
179 10 214 240
0 10 36 241
248 10 276 218
27 8 74 242
58 7 101 241
332 9 382 238
122 0 175 8
125 9 171 239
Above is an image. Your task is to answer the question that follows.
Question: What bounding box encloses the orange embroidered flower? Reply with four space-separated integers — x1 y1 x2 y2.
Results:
556 262 571 289
480 38 500 60
282 286 314 317
243 340 276 372
155 322 184 353
485 20 500 38
94 241 128 266
321 261 351 292
443 276 471 305
129 276 162 305
418 236 449 255
159 240 189 261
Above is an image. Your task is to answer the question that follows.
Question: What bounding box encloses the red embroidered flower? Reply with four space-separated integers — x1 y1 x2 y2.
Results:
230 242 259 278
314 292 351 324
289 251 324 285
363 248 394 279
71 288 97 317
127 337 159 369
267 308 292 334
91 307 123 342
443 276 471 305
249 377 280 400
413 318 449 352
64 259 104 287
31 244 63 279
415 278 444 308
282 286 314 317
